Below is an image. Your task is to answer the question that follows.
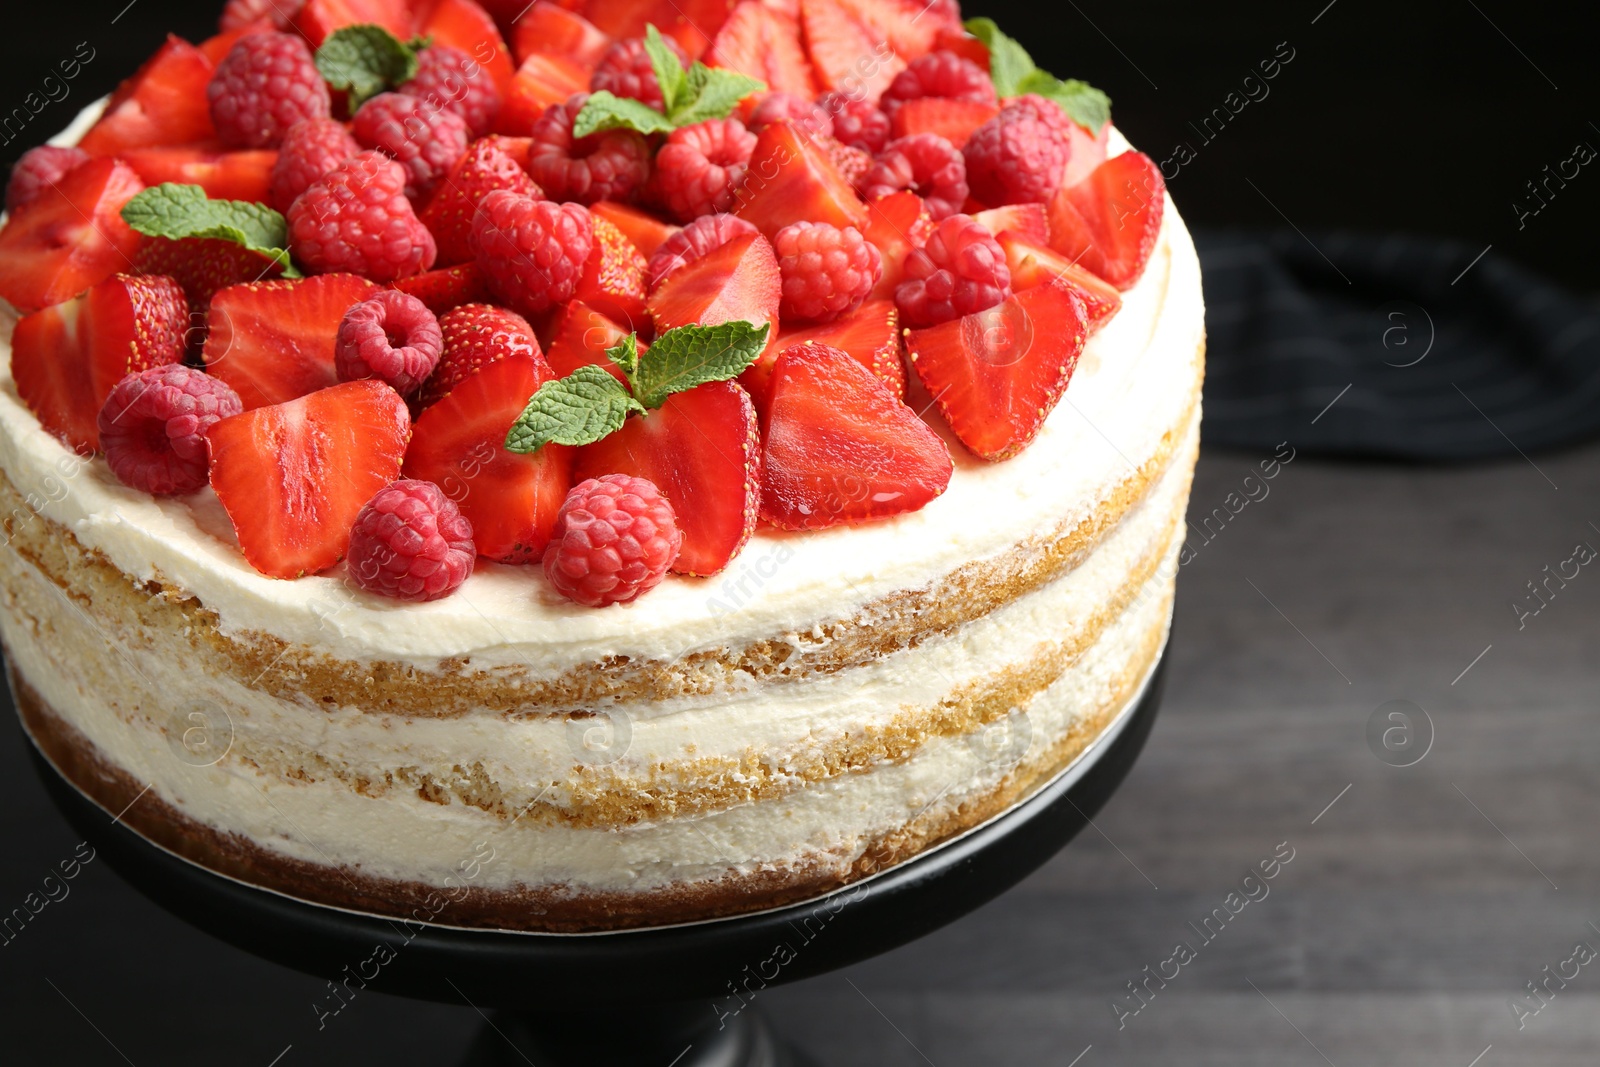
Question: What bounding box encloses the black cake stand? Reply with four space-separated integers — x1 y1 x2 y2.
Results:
23 655 1166 1066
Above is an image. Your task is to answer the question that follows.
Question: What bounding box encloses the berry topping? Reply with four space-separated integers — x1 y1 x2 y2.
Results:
971 203 1050 246
419 135 544 267
100 365 244 496
287 151 438 282
335 291 444 395
592 200 680 258
221 0 302 31
270 117 361 213
390 262 492 315
543 474 683 607
120 145 278 205
543 299 630 380
470 190 594 316
859 132 968 220
772 221 881 323
996 233 1123 332
1047 151 1166 290
705 2 819 100
0 158 145 314
418 302 540 409
733 120 867 238
411 0 517 93
78 36 218 156
740 297 903 415
858 189 934 300
207 31 331 149
293 0 412 46
347 479 476 601
890 97 998 148
511 3 612 71
646 213 758 289
746 92 832 139
500 54 590 134
400 44 503 138
132 236 286 312
964 102 1072 207
894 212 1011 328
527 94 652 204
575 215 649 329
651 118 757 222
880 51 996 115
5 146 90 213
648 229 780 335
799 0 906 103
590 34 687 111
819 92 890 154
351 92 473 203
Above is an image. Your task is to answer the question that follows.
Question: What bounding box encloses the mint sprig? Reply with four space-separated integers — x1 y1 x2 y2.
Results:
572 24 765 138
315 25 424 108
120 183 299 276
964 17 1112 134
504 321 771 454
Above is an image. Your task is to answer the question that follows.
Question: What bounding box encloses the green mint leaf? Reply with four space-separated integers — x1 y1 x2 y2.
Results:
668 64 766 127
964 17 1035 97
572 90 677 138
631 321 771 409
120 183 298 276
315 24 422 108
504 365 646 454
605 333 641 381
1017 71 1112 134
643 24 689 115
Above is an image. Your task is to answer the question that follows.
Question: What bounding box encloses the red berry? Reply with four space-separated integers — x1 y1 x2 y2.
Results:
336 290 443 395
879 51 996 115
418 135 544 267
347 479 476 601
207 31 331 149
860 133 968 220
895 213 1011 328
773 221 881 323
964 100 1072 206
1047 151 1166 290
747 92 832 138
645 213 758 290
351 92 472 203
418 302 541 409
220 0 301 31
288 151 438 282
527 94 652 204
5 146 90 213
819 92 889 154
0 159 145 314
99 365 243 496
543 474 683 607
400 45 503 138
651 118 757 222
270 117 360 212
590 35 687 111
470 190 594 316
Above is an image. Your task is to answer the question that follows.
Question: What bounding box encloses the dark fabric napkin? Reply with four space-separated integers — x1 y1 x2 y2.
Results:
1193 230 1600 460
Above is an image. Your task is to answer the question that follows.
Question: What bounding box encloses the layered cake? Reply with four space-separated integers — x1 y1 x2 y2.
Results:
0 0 1201 930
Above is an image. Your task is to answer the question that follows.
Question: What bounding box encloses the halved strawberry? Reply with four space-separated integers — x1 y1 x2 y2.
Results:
391 262 491 314
417 302 541 409
510 2 612 70
575 215 648 332
294 0 412 45
798 0 903 102
203 274 380 409
497 53 589 134
905 278 1088 461
591 200 679 258
705 1 818 98
740 298 901 415
0 159 145 313
996 233 1122 332
120 145 278 203
405 354 573 562
207 380 410 578
733 121 867 237
1063 121 1112 190
648 230 780 334
934 26 989 71
420 137 542 266
972 203 1049 246
575 380 758 575
543 299 631 382
412 0 517 91
1047 151 1164 291
760 343 949 529
834 0 957 62
580 0 738 58
10 274 188 453
859 190 932 300
133 235 286 312
77 36 216 156
889 97 997 147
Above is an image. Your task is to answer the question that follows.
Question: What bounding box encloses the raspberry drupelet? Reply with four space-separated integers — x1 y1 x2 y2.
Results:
859 133 969 220
773 221 882 323
651 118 757 222
335 291 444 396
895 213 1012 328
543 474 683 607
98 364 243 496
346 479 476 602
527 94 652 205
207 31 330 149
964 96 1074 206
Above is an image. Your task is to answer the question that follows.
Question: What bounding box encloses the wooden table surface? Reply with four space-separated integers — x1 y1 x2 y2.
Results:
4 440 1598 1065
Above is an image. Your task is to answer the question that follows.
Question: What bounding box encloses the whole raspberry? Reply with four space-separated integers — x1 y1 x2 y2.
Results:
288 151 438 282
471 190 593 316
352 92 472 203
590 35 688 111
5 145 90 212
895 213 1012 328
400 45 502 138
269 117 360 212
207 31 331 149
645 213 758 289
859 133 968 220
879 51 997 115
773 222 881 323
543 474 682 607
336 291 444 395
746 92 832 138
964 100 1072 206
651 118 757 222
819 92 890 154
527 94 651 204
347 479 476 602
1003 94 1077 140
219 0 300 31
98 365 243 496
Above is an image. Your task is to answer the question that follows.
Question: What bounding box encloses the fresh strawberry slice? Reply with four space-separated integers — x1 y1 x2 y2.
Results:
412 0 516 90
207 380 410 578
133 235 285 311
575 215 648 333
798 0 903 102
859 190 933 300
198 22 272 65
120 145 278 203
420 136 542 266
760 343 950 529
575 380 758 575
996 233 1122 332
905 278 1089 461
733 121 867 237
294 0 412 45
705 1 818 98
1047 151 1165 291
834 0 957 62
889 97 997 147
648 230 780 334
416 302 541 409
510 2 612 70
405 353 573 562
10 274 189 453
543 299 632 382
1063 121 1112 189
391 262 491 314
203 274 380 409
580 0 738 58
0 158 145 313
591 200 679 259
972 203 1049 246
934 26 989 71
497 53 589 134
77 36 216 156
740 298 902 415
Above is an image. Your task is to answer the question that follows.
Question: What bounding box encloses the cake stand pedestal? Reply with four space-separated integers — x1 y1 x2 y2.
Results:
23 657 1166 1066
